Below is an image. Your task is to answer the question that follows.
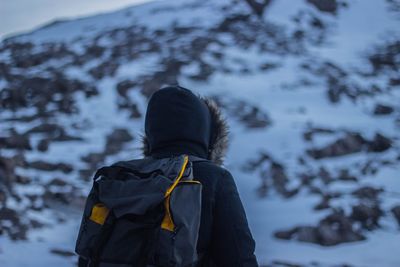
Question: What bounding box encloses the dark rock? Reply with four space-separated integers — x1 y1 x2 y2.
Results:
116 80 137 97
373 104 394 115
26 123 83 143
243 152 270 172
318 166 332 184
352 186 383 200
85 44 105 58
15 175 31 185
0 74 96 114
337 169 358 182
360 159 378 175
270 162 290 197
27 160 73 174
37 139 50 152
212 95 271 129
307 132 366 159
275 210 365 246
314 195 331 210
367 133 392 152
0 207 28 240
50 248 75 257
105 128 134 155
25 123 62 134
43 191 70 205
0 132 31 150
296 226 319 244
391 205 400 227
0 155 22 188
244 0 272 17
307 0 338 14
88 61 119 80
81 152 106 166
274 228 297 240
189 61 215 81
350 203 383 230
259 62 280 71
128 103 142 119
47 178 68 187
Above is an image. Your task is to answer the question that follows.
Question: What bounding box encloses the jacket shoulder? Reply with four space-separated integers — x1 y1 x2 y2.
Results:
192 160 229 175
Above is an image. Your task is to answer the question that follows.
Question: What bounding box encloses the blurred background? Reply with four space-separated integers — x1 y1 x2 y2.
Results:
0 0 400 266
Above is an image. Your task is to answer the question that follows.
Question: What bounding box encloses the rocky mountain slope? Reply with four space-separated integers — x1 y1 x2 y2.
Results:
0 0 400 266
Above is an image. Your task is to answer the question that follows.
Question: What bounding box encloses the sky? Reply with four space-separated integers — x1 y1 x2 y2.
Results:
0 0 153 39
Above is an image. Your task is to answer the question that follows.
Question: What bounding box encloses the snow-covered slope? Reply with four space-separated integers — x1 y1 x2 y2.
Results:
1 0 400 266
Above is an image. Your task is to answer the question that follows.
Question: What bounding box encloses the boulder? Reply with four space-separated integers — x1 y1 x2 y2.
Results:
27 160 73 174
307 132 366 159
367 133 392 152
373 104 394 115
390 205 400 227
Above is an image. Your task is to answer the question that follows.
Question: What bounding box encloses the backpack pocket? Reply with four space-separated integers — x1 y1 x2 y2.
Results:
100 214 160 265
75 202 110 259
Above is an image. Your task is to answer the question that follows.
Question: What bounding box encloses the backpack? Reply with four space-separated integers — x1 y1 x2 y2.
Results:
75 154 204 267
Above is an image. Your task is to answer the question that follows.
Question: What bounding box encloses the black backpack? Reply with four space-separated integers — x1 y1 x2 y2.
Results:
75 154 203 267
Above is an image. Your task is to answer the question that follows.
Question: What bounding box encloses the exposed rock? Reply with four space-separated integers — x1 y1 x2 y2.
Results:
275 210 366 246
26 123 83 143
352 186 383 200
245 152 298 198
373 103 394 115
89 61 119 80
307 0 339 14
37 139 50 152
212 95 271 129
0 74 97 114
25 123 63 134
105 128 134 155
314 194 331 210
244 0 272 17
367 133 392 152
337 169 358 182
391 205 400 227
0 207 29 240
50 248 75 257
116 80 137 97
307 132 366 159
308 132 391 159
0 132 31 150
27 160 73 174
318 166 332 184
0 157 16 189
47 178 68 187
350 203 383 230
274 228 296 240
368 40 400 75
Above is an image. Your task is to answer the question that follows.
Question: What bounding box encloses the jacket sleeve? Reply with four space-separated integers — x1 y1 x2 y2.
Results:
209 169 259 267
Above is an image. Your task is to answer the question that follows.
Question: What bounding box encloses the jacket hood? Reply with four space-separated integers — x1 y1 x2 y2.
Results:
141 86 229 166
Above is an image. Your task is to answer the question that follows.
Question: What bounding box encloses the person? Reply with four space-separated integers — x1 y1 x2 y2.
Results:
141 85 258 267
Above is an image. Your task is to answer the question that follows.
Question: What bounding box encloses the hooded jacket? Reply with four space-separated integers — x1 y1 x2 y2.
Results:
143 86 258 267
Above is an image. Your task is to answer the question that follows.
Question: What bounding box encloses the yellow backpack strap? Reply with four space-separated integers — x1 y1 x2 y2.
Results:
161 155 189 231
